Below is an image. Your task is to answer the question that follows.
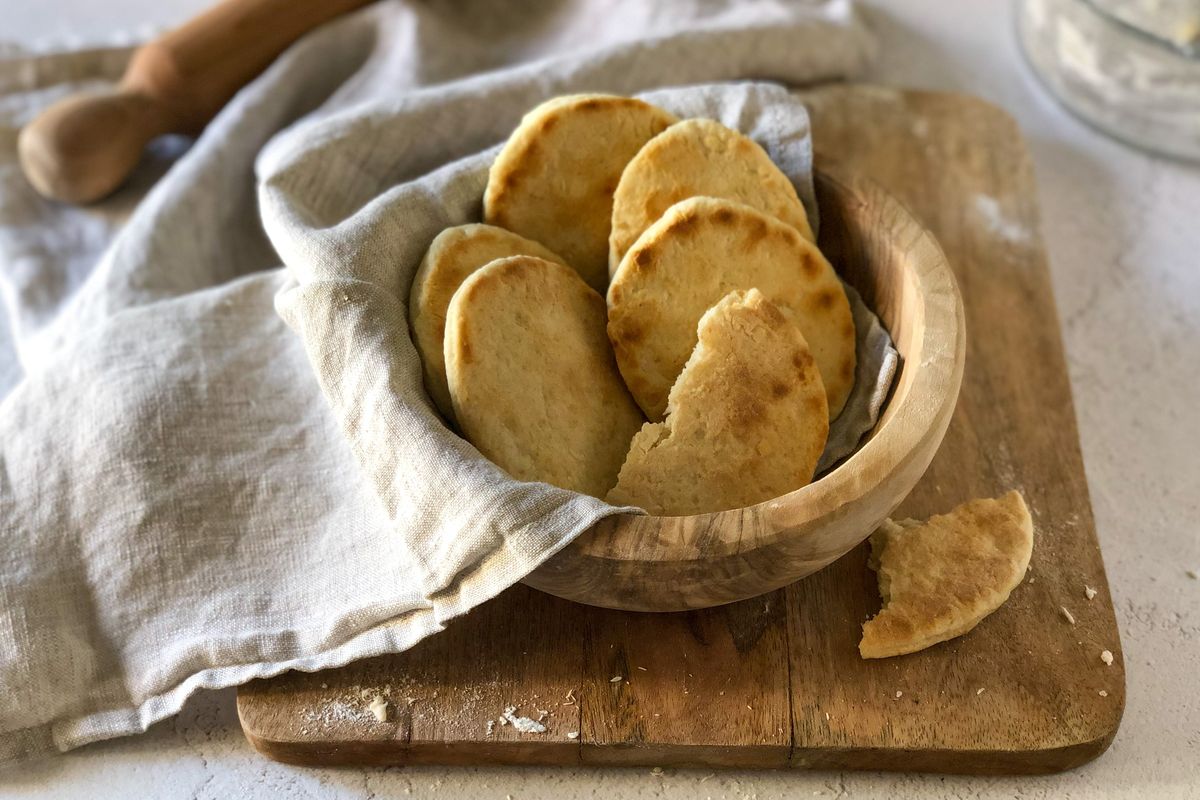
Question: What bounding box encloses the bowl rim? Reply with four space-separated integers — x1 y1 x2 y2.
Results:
567 162 966 564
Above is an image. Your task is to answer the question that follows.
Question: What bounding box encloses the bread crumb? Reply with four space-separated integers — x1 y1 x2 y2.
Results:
1085 585 1098 600
367 696 389 722
976 687 986 695
637 666 648 671
501 706 547 734
1099 690 1109 697
567 731 580 740
1060 606 1076 625
486 720 495 736
1100 650 1114 666
610 676 623 683
825 712 830 720
320 683 328 689
895 691 903 698
746 704 754 711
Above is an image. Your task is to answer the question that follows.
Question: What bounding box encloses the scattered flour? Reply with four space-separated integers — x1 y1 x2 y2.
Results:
973 194 1031 244
501 706 547 734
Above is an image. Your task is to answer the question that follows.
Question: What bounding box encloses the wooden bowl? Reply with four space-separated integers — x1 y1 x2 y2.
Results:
525 163 967 612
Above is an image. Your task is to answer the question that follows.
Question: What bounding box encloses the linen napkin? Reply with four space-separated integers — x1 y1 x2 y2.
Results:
0 0 874 763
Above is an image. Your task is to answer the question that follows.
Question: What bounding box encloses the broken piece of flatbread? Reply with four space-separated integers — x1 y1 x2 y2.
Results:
607 196 854 421
860 490 1034 659
605 289 828 516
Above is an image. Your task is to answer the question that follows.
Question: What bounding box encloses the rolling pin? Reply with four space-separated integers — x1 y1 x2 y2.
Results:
17 0 373 204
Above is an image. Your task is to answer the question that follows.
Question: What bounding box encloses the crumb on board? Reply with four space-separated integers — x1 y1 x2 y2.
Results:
977 687 986 695
567 731 580 740
637 666 648 671
1085 585 1098 600
486 720 494 736
367 695 389 722
1060 606 1076 625
1100 650 1114 666
610 676 623 683
1099 690 1109 697
650 766 664 776
501 706 547 734
895 691 903 699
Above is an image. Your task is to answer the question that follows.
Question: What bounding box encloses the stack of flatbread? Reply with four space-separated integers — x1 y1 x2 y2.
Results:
408 94 1036 660
409 94 855 516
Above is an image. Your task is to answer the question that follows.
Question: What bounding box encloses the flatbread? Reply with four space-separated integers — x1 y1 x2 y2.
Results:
483 94 677 291
607 196 855 421
409 223 567 422
608 118 815 278
859 490 1035 659
444 255 644 498
606 289 828 516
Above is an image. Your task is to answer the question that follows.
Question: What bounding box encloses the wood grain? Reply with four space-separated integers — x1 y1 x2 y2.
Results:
237 85 1125 774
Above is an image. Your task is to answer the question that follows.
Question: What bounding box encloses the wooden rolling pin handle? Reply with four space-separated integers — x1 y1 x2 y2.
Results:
18 0 372 205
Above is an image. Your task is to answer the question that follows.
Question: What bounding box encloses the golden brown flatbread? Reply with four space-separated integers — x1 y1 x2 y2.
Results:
860 490 1034 659
608 118 814 277
483 94 677 291
444 255 644 497
606 289 828 516
607 196 854 421
409 223 567 422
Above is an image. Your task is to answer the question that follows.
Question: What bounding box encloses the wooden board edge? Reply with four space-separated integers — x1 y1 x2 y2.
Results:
791 718 1122 775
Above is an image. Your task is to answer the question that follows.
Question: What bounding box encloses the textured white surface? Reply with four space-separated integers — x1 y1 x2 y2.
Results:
2 0 1198 797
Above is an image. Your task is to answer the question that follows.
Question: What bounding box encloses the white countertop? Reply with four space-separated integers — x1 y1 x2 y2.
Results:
3 1 1198 797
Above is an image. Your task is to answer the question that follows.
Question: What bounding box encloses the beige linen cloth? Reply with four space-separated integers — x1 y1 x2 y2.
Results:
0 0 875 763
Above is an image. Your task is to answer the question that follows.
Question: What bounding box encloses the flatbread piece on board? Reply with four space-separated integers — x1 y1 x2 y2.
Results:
860 490 1034 659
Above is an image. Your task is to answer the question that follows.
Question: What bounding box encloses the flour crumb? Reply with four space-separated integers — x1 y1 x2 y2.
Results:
610 676 623 683
320 683 328 689
486 720 495 736
501 706 547 734
746 704 754 711
564 689 576 705
977 687 986 695
637 666 648 671
567 731 580 740
1085 585 1098 600
895 691 903 699
1099 690 1109 697
825 712 830 720
1100 650 1114 666
1060 606 1076 625
367 695 389 722
973 194 1031 244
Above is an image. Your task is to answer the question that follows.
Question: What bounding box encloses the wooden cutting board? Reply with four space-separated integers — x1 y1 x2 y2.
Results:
236 85 1125 774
